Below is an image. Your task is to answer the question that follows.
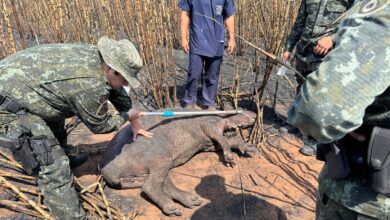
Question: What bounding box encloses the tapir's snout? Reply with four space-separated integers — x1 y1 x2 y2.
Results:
101 162 122 188
241 111 257 124
227 111 257 128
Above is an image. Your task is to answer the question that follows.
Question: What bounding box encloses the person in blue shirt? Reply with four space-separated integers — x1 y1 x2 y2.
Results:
179 0 235 110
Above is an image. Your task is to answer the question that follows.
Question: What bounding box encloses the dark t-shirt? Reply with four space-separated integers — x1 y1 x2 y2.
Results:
178 0 234 57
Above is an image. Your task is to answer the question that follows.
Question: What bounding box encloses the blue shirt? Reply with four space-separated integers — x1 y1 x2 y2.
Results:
178 0 235 57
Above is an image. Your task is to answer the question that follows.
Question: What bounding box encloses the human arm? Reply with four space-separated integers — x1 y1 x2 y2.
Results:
223 0 235 55
68 84 125 134
180 10 190 54
69 84 152 139
314 0 355 56
109 88 152 139
225 15 235 55
283 0 306 56
287 2 390 143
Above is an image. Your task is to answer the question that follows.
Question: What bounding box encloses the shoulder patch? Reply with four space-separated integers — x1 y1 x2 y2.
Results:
358 0 388 16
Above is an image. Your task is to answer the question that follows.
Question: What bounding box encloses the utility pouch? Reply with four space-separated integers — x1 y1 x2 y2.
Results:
30 135 55 166
367 127 390 195
11 134 39 175
323 142 351 180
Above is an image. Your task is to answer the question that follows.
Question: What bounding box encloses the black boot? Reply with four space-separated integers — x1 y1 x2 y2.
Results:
63 145 88 168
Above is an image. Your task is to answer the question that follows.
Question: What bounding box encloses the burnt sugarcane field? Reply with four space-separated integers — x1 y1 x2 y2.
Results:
2 0 384 220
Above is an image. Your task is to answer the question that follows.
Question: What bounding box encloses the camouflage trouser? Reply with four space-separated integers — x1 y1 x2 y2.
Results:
316 191 377 220
294 42 323 92
0 110 86 220
316 165 390 220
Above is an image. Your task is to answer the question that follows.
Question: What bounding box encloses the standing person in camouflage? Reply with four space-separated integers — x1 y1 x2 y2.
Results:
288 0 390 218
0 36 153 219
282 0 354 156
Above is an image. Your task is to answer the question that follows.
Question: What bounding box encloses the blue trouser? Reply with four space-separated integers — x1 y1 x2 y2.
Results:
183 53 223 107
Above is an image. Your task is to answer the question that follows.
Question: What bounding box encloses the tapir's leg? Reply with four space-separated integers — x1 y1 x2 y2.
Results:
141 164 182 216
201 120 235 165
227 137 257 157
119 175 147 189
163 175 202 208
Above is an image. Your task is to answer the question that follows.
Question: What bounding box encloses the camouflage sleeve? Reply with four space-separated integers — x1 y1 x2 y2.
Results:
69 86 126 134
330 0 355 46
108 87 132 120
285 0 306 52
288 1 390 143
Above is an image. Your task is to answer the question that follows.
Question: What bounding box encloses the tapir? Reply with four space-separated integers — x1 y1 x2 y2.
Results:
101 111 257 216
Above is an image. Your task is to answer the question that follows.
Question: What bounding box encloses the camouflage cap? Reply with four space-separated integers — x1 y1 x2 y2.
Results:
98 36 143 88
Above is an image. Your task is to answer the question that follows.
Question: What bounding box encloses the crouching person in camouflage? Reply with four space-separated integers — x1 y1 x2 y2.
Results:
288 0 390 219
0 36 152 219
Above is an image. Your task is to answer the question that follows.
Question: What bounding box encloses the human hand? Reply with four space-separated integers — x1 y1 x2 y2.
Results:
227 39 235 55
130 119 153 140
314 36 333 56
281 51 291 62
127 109 153 140
181 39 189 54
127 109 142 122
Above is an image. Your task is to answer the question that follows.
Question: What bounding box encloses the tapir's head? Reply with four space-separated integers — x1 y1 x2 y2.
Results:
101 124 139 189
225 111 257 129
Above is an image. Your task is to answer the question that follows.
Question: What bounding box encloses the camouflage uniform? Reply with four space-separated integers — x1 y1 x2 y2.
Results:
0 39 140 219
285 0 354 82
288 0 390 219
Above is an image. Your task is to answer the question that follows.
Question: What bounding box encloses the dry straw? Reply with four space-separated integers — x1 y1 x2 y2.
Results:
0 150 129 219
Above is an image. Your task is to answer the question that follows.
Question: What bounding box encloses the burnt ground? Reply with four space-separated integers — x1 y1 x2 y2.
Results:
0 49 324 219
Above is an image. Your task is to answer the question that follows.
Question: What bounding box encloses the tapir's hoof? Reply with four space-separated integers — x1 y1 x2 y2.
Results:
191 196 203 207
246 145 258 157
163 204 182 216
181 195 203 208
223 152 235 167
